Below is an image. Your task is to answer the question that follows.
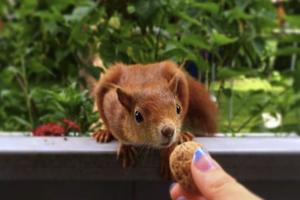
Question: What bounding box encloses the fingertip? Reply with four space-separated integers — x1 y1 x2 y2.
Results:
192 148 217 172
170 183 203 200
170 183 182 200
169 183 176 191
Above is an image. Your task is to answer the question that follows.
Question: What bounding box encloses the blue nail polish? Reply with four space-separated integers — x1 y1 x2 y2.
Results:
169 183 176 191
193 148 205 162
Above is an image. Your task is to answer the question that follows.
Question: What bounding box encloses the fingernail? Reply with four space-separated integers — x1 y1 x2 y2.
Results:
192 147 216 172
169 183 176 191
176 196 186 200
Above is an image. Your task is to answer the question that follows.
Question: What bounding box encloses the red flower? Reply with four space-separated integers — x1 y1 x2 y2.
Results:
61 118 81 131
32 123 66 136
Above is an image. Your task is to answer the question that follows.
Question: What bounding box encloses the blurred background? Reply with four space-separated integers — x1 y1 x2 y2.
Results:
0 0 300 135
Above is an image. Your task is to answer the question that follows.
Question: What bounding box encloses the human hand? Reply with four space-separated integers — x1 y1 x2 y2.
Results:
170 147 262 200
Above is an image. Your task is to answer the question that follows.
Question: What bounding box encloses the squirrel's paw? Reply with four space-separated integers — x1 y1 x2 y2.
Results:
160 146 175 180
178 132 195 144
92 129 114 143
117 144 137 168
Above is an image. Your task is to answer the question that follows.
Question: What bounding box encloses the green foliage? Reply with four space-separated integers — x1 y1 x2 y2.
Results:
0 0 300 134
31 83 99 133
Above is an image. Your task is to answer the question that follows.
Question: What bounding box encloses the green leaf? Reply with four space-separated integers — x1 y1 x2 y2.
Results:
188 52 207 71
190 2 219 14
20 0 38 15
69 23 88 45
211 31 238 46
108 16 121 29
64 3 95 22
6 66 21 75
28 60 52 75
1 66 19 84
275 47 300 56
47 0 76 11
135 0 161 20
181 34 211 50
217 68 256 80
161 43 187 59
127 5 135 14
294 61 300 92
11 116 31 129
285 15 300 27
167 41 207 70
224 8 253 22
177 12 201 26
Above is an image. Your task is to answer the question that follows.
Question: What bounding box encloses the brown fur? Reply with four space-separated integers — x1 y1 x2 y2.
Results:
95 60 217 147
182 77 218 135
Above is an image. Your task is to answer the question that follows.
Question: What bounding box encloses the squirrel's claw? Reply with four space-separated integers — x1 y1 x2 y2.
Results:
160 133 194 179
92 129 114 143
178 131 195 144
160 145 175 180
160 156 172 180
117 144 137 168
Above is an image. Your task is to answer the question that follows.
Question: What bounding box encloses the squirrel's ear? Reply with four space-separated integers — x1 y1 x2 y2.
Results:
168 75 181 95
116 87 133 112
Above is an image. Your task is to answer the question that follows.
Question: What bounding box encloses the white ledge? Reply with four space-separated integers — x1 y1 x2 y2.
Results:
0 135 298 181
0 135 298 154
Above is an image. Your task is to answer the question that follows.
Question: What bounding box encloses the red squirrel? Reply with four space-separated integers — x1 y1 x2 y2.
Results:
93 60 217 177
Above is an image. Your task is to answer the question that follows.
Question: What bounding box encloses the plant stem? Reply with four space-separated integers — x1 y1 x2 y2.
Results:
216 80 225 101
235 112 258 133
21 57 34 129
235 90 287 133
290 42 297 71
228 80 234 134
154 15 165 60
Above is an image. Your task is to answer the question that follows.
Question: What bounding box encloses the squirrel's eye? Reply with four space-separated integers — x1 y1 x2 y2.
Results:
176 104 181 114
135 111 144 123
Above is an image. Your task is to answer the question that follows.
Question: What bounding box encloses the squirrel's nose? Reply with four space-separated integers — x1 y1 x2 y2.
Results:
161 126 175 138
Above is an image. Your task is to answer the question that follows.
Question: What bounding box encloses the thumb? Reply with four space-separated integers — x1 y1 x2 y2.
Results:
191 148 262 200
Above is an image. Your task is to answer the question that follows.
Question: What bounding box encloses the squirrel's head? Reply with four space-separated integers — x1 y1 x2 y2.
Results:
116 74 188 148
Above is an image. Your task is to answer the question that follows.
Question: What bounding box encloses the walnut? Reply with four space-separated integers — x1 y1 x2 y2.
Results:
169 141 202 193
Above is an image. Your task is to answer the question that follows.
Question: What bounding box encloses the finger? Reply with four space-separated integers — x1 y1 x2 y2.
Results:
191 147 262 200
169 183 207 200
170 183 183 199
